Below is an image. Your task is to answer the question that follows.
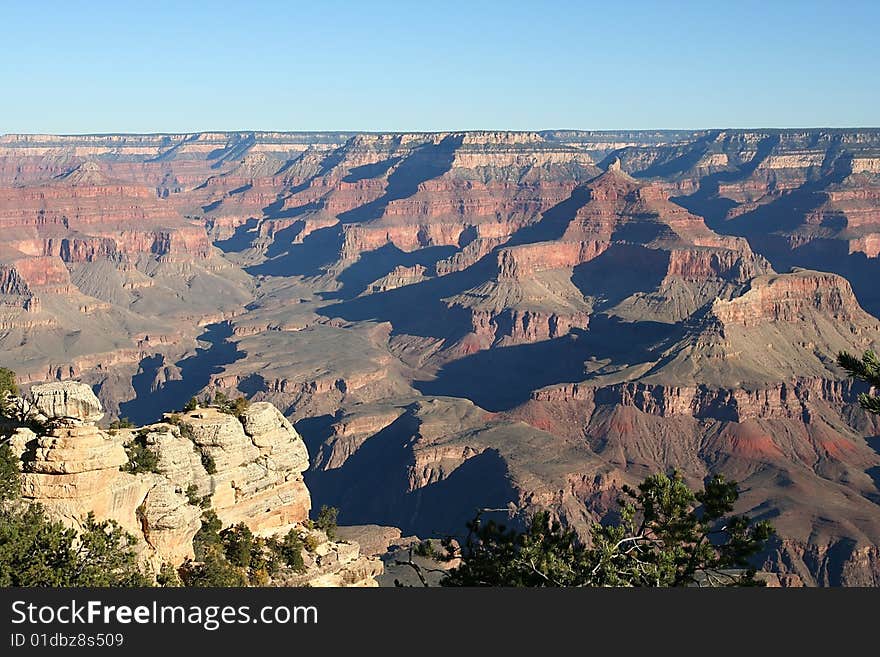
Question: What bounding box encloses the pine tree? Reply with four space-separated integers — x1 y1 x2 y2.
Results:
441 471 774 587
837 350 880 414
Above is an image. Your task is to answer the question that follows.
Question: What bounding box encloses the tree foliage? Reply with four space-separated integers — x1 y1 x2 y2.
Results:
0 506 150 587
156 562 181 587
183 510 307 586
179 549 248 587
837 350 880 415
0 423 150 587
0 444 20 503
183 510 248 586
121 432 161 474
270 529 306 573
314 505 338 539
200 451 217 475
0 367 18 416
204 391 250 418
0 368 39 429
442 472 774 587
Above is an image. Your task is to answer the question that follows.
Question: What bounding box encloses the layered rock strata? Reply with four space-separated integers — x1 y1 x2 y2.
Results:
8 382 380 585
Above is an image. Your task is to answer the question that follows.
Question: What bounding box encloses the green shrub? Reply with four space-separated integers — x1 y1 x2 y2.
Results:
200 451 217 475
442 472 775 587
183 397 198 412
121 433 160 474
221 523 256 569
157 562 181 587
0 443 20 502
108 418 135 430
184 484 201 506
179 550 247 587
414 539 437 558
303 533 321 553
0 367 18 417
229 397 250 417
314 505 338 539
193 509 223 560
189 517 293 585
166 414 196 441
270 530 306 572
0 508 150 587
183 485 211 509
208 391 250 418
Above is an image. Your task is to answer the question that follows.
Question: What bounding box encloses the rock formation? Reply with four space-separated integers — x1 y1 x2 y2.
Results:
30 381 105 423
8 381 381 586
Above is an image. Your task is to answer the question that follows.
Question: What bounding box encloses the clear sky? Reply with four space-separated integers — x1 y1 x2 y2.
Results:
1 0 877 134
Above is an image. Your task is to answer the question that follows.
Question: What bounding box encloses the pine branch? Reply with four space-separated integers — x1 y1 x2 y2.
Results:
838 350 880 387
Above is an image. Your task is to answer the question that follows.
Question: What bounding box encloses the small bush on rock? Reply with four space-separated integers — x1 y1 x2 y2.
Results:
121 432 160 474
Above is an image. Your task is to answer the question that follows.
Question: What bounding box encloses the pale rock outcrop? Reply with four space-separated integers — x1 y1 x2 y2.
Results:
16 384 200 570
158 405 312 532
9 381 380 585
241 402 309 472
28 424 127 474
178 408 261 471
139 483 203 565
7 426 37 461
137 423 211 492
30 381 104 423
18 422 200 569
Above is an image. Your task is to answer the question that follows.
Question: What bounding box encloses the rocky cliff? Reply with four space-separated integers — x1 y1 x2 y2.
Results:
7 381 381 586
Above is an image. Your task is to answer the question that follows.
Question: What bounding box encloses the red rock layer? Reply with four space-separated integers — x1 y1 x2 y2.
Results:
710 271 864 327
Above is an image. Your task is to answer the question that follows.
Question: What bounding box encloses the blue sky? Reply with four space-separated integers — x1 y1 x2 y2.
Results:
1 0 877 133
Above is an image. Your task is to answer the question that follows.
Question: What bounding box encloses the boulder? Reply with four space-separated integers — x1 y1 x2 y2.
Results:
178 408 260 471
9 398 367 583
138 423 211 494
139 483 201 564
241 402 309 472
30 381 104 424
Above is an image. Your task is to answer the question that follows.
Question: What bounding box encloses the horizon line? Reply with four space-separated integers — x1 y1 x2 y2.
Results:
3 126 880 138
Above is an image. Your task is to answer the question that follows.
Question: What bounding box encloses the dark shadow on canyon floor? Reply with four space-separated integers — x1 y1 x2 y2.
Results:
503 185 594 245
571 244 670 310
671 134 779 224
116 322 244 425
299 406 518 537
214 217 259 253
324 243 457 300
342 156 402 183
415 316 678 411
626 130 721 179
247 224 344 278
318 258 494 340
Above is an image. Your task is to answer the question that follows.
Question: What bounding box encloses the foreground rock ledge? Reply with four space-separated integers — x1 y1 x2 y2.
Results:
9 381 382 587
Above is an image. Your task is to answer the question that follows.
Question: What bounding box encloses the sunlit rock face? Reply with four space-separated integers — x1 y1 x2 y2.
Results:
9 381 380 585
30 381 105 424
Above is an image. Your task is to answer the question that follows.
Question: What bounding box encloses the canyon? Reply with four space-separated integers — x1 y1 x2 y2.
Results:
2 129 880 585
